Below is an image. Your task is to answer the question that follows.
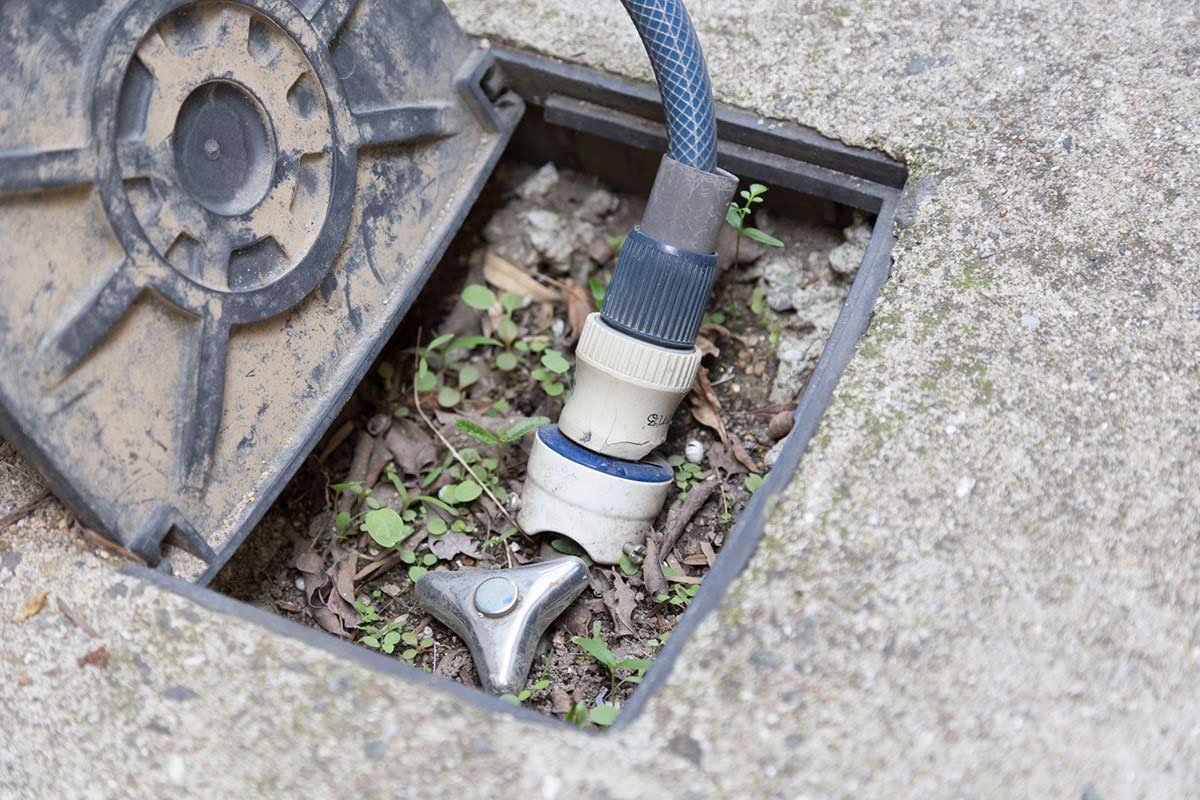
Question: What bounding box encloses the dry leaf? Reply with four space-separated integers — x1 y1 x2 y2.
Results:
310 606 346 636
331 554 358 606
11 590 48 623
643 538 667 597
688 367 728 444
695 334 720 359
483 251 559 303
561 280 594 348
730 437 760 474
550 688 573 715
429 532 481 561
385 420 438 478
77 645 109 669
707 441 747 477
603 574 637 637
554 597 592 638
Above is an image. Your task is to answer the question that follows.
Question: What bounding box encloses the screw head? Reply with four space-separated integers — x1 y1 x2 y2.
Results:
474 576 519 617
203 138 221 160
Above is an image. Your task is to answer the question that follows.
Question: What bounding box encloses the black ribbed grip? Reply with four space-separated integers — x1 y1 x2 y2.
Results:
601 227 717 349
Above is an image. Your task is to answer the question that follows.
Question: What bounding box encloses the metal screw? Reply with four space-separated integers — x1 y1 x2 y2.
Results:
622 541 647 565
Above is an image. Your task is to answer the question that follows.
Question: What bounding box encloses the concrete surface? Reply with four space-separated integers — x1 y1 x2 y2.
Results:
3 1 1199 797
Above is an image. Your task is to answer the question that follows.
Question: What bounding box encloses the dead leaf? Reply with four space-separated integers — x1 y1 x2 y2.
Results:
429 532 481 561
561 280 595 348
643 538 667 597
603 574 637 637
57 598 98 638
11 590 48 623
365 437 392 489
554 597 592 637
483 251 559 303
550 688 573 714
699 322 732 340
331 554 358 606
700 540 717 567
682 541 708 566
77 645 109 669
384 420 438 478
707 441 747 477
695 334 720 359
688 367 728 444
666 574 703 585
310 606 346 636
730 438 760 474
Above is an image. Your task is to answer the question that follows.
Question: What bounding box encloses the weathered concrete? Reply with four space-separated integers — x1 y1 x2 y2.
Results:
3 1 1199 797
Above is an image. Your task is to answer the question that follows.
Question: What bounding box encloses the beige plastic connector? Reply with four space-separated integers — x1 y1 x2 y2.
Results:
558 313 702 461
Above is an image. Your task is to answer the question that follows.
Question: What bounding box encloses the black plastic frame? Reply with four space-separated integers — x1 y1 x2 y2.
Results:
134 48 907 733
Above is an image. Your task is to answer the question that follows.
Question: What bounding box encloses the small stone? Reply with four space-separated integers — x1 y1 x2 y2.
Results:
828 240 865 277
515 162 559 200
793 285 846 331
761 254 801 311
294 576 305 592
955 476 976 498
769 330 825 403
523 210 596 273
685 439 704 464
767 410 794 440
587 237 615 264
381 583 402 597
483 206 539 270
575 188 618 223
167 755 186 786
763 438 786 468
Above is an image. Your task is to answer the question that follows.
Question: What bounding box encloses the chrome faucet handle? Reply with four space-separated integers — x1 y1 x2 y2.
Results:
412 557 590 695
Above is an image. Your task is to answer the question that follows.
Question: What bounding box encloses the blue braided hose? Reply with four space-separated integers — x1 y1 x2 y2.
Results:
619 0 718 173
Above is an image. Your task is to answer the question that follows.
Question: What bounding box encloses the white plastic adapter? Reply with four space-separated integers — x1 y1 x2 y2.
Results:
518 425 673 565
558 313 702 461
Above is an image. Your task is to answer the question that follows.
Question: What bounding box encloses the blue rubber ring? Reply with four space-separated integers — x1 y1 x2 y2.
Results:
538 425 672 483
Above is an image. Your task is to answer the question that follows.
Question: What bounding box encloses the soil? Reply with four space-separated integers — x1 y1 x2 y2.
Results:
213 159 862 721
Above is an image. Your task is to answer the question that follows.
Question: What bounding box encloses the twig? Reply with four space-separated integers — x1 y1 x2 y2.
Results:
643 537 667 597
411 341 518 532
77 526 146 565
354 550 405 582
0 490 51 528
660 476 720 559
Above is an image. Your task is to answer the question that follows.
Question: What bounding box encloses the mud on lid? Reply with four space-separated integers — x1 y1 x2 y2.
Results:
0 0 521 580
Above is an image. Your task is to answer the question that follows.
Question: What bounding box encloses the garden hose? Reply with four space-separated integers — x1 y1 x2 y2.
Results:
519 0 739 563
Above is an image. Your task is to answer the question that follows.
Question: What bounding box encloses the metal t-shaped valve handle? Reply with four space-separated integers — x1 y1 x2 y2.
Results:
412 557 590 695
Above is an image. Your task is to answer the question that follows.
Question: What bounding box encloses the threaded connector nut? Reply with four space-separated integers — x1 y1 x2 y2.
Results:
601 227 717 349
558 313 701 460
